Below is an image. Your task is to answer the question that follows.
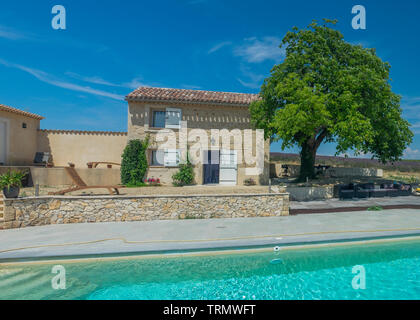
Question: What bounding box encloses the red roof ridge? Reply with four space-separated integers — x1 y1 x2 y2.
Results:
38 129 127 135
126 87 260 106
0 104 44 120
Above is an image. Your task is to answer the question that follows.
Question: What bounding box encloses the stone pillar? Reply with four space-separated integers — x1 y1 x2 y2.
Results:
1 199 19 229
0 193 4 221
281 193 290 216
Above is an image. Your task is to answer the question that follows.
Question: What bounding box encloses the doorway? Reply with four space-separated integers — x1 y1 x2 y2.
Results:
219 149 238 185
203 150 220 184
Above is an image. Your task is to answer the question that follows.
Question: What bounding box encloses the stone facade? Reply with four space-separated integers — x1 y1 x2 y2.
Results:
0 193 289 229
128 101 271 185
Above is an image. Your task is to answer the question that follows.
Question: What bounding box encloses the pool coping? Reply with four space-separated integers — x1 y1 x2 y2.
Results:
290 204 420 214
2 230 420 265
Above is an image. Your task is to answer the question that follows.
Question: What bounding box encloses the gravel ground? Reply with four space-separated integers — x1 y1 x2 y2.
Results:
20 185 274 196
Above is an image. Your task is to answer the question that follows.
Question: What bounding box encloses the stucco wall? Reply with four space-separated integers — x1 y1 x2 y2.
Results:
0 110 40 165
37 130 127 168
128 101 270 185
30 167 121 186
1 193 290 229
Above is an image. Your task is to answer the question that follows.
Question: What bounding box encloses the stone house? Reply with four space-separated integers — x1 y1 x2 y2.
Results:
126 87 270 185
0 104 126 169
1 87 270 186
0 104 44 166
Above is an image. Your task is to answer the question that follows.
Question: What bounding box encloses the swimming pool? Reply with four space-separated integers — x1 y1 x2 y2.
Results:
1 237 420 300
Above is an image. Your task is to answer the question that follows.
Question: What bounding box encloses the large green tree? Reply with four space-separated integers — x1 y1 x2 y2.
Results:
250 20 413 181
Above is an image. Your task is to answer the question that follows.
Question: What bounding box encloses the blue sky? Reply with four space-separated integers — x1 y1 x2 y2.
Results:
1 0 420 158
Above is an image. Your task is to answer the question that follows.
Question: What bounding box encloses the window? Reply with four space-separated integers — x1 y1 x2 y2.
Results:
150 149 180 167
152 111 166 128
165 108 182 129
151 150 164 166
151 108 182 129
164 149 181 167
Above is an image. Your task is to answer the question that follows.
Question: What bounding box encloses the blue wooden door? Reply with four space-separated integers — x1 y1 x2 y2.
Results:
203 150 219 184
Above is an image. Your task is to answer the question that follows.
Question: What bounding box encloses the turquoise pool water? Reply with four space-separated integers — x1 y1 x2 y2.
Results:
1 238 420 300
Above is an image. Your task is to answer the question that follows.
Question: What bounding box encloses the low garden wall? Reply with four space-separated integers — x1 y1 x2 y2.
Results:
0 193 290 229
271 163 383 178
30 167 121 186
286 186 334 201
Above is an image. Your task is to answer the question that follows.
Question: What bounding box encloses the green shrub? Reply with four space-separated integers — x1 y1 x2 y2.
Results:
121 138 149 186
172 152 195 186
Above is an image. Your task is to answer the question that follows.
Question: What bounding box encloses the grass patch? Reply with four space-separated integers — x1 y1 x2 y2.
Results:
367 206 383 211
124 182 162 188
386 175 419 184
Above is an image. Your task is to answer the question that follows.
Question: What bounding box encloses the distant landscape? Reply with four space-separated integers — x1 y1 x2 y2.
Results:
270 153 420 174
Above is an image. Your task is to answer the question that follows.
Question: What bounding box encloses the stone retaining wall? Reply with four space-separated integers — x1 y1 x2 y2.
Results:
271 163 383 178
286 186 334 201
0 193 289 229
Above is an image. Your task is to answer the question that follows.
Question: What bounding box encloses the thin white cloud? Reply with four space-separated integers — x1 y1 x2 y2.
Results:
0 58 123 100
236 64 265 89
208 41 232 54
65 72 119 87
404 147 420 159
65 72 146 89
237 78 261 89
401 96 420 125
181 84 202 90
234 37 285 63
123 77 149 89
0 25 26 40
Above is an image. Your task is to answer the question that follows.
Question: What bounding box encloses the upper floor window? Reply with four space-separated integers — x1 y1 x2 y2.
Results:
152 110 166 128
151 108 182 129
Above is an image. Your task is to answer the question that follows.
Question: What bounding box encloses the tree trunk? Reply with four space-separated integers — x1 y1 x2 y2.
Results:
297 141 317 182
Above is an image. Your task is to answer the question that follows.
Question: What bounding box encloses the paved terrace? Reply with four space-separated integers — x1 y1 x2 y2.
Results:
290 196 420 214
1 208 420 262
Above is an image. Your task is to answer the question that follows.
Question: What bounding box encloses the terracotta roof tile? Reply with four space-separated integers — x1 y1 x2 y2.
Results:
126 87 259 106
38 129 127 136
0 104 44 120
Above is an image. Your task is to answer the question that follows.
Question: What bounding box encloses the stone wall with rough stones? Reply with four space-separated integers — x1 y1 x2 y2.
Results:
0 193 289 229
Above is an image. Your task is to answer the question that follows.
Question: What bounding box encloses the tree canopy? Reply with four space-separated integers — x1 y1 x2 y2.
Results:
250 20 413 181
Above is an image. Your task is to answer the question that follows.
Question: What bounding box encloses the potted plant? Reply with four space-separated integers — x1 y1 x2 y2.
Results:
244 178 256 186
0 170 27 198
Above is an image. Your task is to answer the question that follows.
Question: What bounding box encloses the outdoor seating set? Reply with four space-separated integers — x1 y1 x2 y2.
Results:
338 182 412 199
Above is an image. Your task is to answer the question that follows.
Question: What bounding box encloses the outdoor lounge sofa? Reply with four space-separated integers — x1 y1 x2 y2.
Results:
338 183 412 199
337 183 355 199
